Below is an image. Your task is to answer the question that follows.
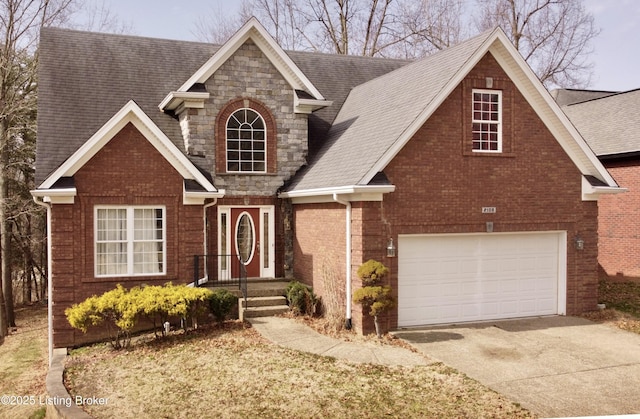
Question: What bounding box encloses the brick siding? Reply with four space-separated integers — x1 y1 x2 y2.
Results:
598 159 640 280
50 123 204 347
293 53 600 334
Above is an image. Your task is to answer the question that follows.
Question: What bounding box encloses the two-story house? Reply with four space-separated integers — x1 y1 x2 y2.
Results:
33 18 621 350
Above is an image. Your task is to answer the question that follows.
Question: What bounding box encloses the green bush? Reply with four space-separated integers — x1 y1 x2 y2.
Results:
65 283 214 348
285 281 317 316
353 260 395 338
208 288 237 322
357 259 389 286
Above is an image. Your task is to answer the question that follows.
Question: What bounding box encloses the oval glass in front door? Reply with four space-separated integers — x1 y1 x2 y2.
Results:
235 212 255 264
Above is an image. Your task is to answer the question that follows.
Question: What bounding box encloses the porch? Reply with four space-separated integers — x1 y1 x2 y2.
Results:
193 254 290 320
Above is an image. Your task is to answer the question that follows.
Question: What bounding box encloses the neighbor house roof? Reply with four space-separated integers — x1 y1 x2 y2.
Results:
562 89 640 158
551 88 618 107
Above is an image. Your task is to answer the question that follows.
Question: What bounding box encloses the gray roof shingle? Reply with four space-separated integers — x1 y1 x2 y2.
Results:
35 27 409 185
284 30 493 191
562 89 640 157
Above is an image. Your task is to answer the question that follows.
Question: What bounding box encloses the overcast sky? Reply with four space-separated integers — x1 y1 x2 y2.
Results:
80 0 640 92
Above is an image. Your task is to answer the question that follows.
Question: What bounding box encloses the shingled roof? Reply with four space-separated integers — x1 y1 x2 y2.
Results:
35 27 409 185
562 89 640 158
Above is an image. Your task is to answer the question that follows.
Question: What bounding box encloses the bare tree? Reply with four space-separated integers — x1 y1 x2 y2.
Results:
196 0 465 58
193 1 253 44
71 0 134 34
474 0 599 88
0 0 74 339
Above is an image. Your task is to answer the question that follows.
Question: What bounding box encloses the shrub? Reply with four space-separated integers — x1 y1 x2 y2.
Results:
353 260 395 338
208 288 237 322
65 283 215 348
65 284 141 349
357 259 389 286
285 281 317 316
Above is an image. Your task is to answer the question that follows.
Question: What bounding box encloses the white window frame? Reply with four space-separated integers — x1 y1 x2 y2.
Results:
226 108 267 173
94 205 166 277
472 89 502 153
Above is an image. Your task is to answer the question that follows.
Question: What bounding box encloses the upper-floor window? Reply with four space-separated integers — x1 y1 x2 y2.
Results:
472 89 502 152
95 206 165 277
226 108 266 172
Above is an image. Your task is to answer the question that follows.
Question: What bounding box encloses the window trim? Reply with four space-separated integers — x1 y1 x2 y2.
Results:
94 205 167 278
225 108 267 173
471 89 502 153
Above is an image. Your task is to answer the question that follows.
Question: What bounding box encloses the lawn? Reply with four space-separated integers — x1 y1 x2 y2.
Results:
3 278 640 419
64 321 534 419
0 305 48 419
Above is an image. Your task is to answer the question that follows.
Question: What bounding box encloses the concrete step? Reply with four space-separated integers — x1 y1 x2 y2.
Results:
241 295 287 308
240 305 290 320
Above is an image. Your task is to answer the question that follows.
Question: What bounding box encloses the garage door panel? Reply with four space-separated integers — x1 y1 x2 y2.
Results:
398 233 563 327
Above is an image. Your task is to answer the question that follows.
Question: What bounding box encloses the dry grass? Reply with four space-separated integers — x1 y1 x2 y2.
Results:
0 305 48 419
581 280 640 334
65 321 533 419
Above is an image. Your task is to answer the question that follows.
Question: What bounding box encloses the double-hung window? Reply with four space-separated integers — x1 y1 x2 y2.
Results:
95 206 165 277
472 89 502 152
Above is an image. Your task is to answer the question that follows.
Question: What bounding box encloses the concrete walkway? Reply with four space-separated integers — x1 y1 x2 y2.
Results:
247 316 429 366
393 316 640 418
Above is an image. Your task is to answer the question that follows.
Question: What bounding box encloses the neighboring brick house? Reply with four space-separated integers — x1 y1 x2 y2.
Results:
559 89 640 281
33 18 620 352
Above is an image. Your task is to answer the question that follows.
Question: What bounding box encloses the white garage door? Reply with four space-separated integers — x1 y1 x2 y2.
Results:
398 232 565 327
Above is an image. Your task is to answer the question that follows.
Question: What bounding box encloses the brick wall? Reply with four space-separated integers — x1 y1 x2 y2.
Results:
293 52 600 334
50 123 204 347
598 159 640 280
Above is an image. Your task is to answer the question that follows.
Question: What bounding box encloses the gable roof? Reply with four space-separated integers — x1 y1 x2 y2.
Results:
164 17 325 103
562 89 640 158
282 27 618 195
33 100 224 204
35 26 408 186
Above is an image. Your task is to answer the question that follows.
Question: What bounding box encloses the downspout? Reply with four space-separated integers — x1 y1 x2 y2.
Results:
200 199 218 285
32 196 53 365
333 193 352 329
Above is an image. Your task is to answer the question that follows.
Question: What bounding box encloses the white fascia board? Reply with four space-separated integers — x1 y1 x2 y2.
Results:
280 185 395 204
581 176 626 201
294 96 333 114
359 30 502 185
175 17 325 101
487 33 618 188
39 100 218 193
159 91 210 112
183 188 226 205
30 188 77 204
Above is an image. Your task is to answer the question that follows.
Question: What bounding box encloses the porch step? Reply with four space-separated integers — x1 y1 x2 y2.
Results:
241 295 287 308
241 304 290 320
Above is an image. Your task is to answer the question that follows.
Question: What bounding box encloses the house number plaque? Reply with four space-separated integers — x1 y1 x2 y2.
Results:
482 207 497 213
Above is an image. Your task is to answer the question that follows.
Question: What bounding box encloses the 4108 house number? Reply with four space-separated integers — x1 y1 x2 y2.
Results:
482 207 497 213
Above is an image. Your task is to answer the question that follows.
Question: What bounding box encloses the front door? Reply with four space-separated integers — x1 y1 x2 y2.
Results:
218 206 275 279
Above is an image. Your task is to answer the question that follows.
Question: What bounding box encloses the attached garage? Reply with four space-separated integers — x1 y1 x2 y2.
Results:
397 232 567 327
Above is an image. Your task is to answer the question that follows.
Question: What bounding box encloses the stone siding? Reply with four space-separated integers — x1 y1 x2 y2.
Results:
179 40 308 196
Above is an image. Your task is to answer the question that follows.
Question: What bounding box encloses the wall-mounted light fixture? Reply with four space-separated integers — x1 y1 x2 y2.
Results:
386 238 396 258
574 235 584 250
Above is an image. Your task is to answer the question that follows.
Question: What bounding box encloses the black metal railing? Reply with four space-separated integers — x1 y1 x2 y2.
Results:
193 254 248 305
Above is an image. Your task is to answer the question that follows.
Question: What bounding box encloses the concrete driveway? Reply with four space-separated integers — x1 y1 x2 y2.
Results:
394 316 640 418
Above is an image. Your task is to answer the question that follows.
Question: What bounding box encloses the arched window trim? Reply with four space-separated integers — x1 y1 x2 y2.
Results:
226 108 267 173
216 98 277 175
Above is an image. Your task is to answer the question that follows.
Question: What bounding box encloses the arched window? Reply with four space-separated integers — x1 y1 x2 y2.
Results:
226 108 266 172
